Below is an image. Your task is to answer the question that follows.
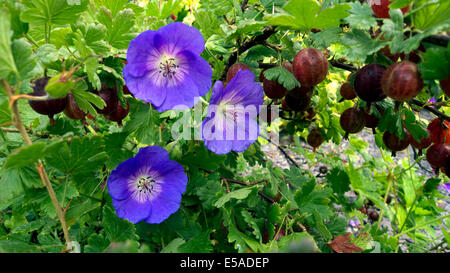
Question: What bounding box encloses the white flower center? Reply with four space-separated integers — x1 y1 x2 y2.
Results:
158 56 179 79
136 176 156 194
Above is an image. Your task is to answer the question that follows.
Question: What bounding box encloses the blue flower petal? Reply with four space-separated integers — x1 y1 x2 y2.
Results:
134 146 170 167
154 75 199 112
112 196 152 224
155 22 205 55
107 157 141 201
177 50 212 96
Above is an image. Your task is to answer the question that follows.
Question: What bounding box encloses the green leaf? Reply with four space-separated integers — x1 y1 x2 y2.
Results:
182 144 226 171
326 167 350 195
71 88 106 116
94 0 129 17
284 167 308 188
36 44 59 65
381 9 405 54
178 231 213 253
265 0 351 31
98 7 136 49
160 238 186 253
241 210 262 241
84 234 110 253
0 9 17 79
311 26 342 49
313 209 332 241
0 240 41 253
412 0 450 30
5 142 46 169
11 39 38 83
345 2 377 30
341 29 389 63
402 109 429 143
102 205 138 242
21 0 89 26
44 136 107 176
263 66 300 91
294 180 332 218
123 100 159 143
214 187 254 208
419 45 450 80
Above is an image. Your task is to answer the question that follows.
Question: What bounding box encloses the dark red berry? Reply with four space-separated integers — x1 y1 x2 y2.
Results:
263 70 288 99
340 82 356 100
64 93 86 120
284 86 313 112
105 100 130 127
93 83 118 115
444 156 450 178
123 85 132 96
281 98 290 111
292 48 328 87
426 143 450 168
340 107 366 138
354 64 386 103
307 128 325 152
28 77 68 125
381 61 423 102
427 118 450 145
440 76 450 97
370 0 409 19
368 210 379 221
282 61 293 73
382 130 411 155
410 129 432 150
227 63 251 82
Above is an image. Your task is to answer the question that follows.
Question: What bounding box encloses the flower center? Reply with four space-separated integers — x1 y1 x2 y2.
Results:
136 176 156 194
158 57 179 79
218 103 239 122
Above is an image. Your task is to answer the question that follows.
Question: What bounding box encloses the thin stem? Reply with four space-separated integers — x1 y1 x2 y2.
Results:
394 214 450 238
1 79 71 248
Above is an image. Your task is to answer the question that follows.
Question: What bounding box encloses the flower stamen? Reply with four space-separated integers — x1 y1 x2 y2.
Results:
136 176 156 194
158 57 179 79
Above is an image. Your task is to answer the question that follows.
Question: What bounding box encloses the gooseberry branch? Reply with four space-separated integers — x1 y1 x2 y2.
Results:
1 79 71 249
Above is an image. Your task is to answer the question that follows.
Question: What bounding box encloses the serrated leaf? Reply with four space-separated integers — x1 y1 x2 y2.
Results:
345 2 377 30
412 0 450 30
294 180 332 218
326 167 350 195
11 39 38 83
71 88 105 116
5 142 46 169
98 7 136 49
419 45 450 80
313 209 332 241
44 136 107 175
102 205 138 242
178 231 213 253
36 44 59 65
21 0 89 26
0 9 17 79
263 66 300 91
341 29 389 62
311 26 342 49
265 0 351 31
214 187 253 208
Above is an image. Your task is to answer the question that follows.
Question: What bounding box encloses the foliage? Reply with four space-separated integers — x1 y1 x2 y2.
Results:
0 0 448 254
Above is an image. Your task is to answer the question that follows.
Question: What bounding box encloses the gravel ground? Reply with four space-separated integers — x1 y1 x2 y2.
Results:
260 111 449 253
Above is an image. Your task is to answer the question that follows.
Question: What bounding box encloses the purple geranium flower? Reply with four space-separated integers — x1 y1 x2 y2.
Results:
349 218 361 227
123 22 212 112
107 146 187 224
438 183 450 195
201 70 263 154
